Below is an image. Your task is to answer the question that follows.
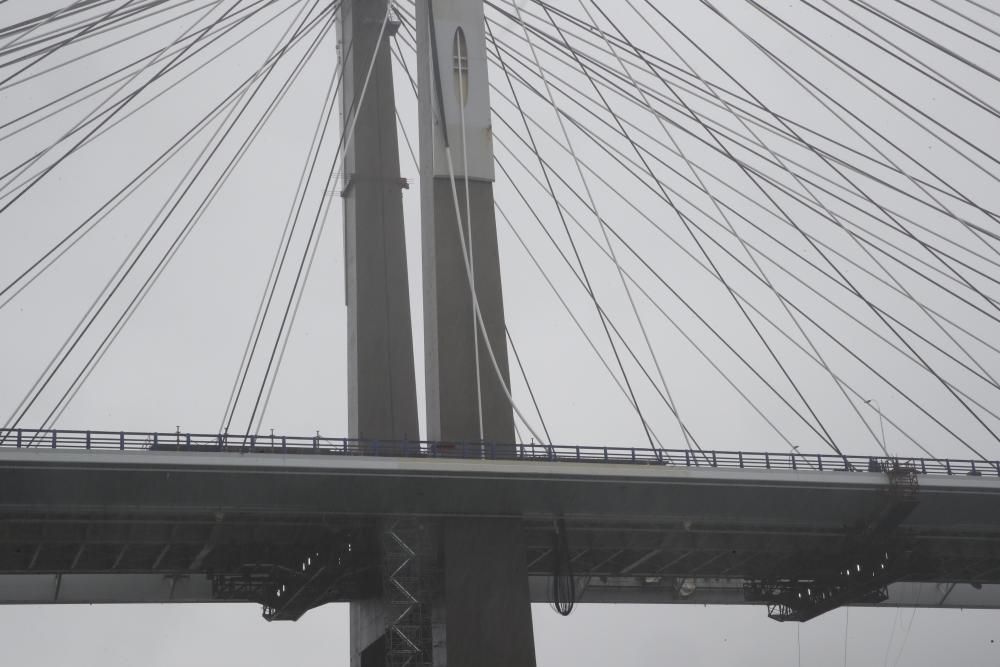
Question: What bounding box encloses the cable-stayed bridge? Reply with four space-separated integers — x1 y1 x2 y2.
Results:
2 0 1000 665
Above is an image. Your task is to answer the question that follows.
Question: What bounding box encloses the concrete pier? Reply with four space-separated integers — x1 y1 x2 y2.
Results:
417 0 537 664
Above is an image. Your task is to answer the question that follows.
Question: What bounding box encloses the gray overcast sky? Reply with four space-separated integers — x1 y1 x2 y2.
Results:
2 0 1000 664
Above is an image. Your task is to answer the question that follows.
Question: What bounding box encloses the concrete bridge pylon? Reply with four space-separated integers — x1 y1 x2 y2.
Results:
341 0 536 664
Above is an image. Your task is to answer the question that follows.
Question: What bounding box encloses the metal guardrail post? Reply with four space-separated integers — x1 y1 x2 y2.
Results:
51 430 57 449
738 452 743 469
817 456 823 471
86 431 91 450
120 432 125 450
765 453 770 469
712 452 718 467
946 460 952 475
16 430 21 448
281 436 287 453
153 433 158 449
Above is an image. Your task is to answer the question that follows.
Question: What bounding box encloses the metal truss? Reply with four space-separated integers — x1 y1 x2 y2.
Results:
382 519 434 667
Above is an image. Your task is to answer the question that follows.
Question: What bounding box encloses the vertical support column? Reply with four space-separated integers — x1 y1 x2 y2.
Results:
340 0 418 447
417 2 537 665
338 1 423 665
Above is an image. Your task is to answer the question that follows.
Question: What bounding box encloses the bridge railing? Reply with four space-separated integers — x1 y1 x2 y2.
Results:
0 428 998 479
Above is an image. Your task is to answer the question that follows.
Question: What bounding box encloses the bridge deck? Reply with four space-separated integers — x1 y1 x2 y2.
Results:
2 429 999 619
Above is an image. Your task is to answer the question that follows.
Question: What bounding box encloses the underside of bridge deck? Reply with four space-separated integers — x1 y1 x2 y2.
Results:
3 488 1000 623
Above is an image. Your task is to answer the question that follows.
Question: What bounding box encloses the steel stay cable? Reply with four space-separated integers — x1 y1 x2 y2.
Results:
405 17 995 452
0 0 126 57
48 3 339 432
583 0 884 454
0 0 278 145
560 0 842 454
493 135 943 459
496 161 934 460
623 0 1000 333
736 0 1000 195
674 0 1000 261
0 0 230 202
808 0 1000 114
853 0 1000 62
240 0 389 439
505 0 656 450
496 165 930 460
496 0 1000 220
492 107 1000 409
614 0 1000 392
464 11 824 454
489 74 1000 373
928 0 1000 43
505 326 553 447
481 18 1000 282
0 0 250 213
490 116 989 456
0 0 107 42
450 0 1000 234
494 179 796 458
507 91 1000 444
20 1 336 432
1 2 334 436
0 0 105 53
0 0 200 66
0 0 299 209
416 9 673 450
512 0 1000 243
0 0 311 311
0 0 254 94
697 3 1000 454
540 0 698 452
962 0 1000 21
483 38 1000 357
0 0 149 87
497 3 1000 289
220 1 345 435
500 5 1000 459
393 30 672 450
0 0 166 57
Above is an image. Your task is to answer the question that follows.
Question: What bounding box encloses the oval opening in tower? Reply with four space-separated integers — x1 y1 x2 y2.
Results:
453 27 469 107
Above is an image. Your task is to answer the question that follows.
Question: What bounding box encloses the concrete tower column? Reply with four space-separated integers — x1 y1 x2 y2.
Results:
417 1 537 665
338 1 422 665
340 0 419 446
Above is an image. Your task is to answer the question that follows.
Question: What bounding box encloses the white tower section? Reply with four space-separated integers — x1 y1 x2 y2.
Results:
426 0 495 181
